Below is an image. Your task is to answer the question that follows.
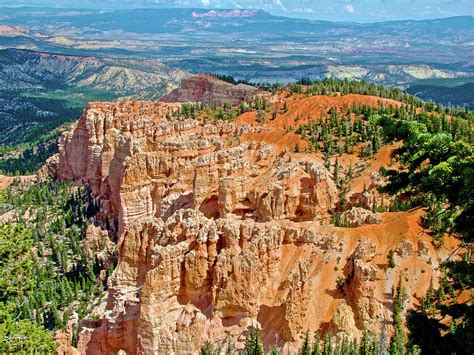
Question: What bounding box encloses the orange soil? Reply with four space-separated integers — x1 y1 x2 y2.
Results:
269 93 402 129
349 142 402 194
236 93 403 154
0 175 11 189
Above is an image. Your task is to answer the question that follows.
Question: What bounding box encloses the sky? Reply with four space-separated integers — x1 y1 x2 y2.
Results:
0 0 473 22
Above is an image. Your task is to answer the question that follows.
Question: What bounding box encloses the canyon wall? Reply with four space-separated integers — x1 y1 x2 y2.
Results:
57 98 454 354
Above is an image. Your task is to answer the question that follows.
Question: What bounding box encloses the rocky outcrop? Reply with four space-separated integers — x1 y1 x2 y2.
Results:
56 98 449 353
340 207 382 227
160 74 267 105
38 154 59 181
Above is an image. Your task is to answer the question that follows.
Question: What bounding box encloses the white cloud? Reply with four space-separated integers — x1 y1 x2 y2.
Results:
273 0 287 12
370 9 388 18
201 0 210 6
293 7 314 14
344 4 355 14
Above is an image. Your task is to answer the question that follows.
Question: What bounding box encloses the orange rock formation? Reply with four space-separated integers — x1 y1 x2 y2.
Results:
55 92 457 354
160 74 267 105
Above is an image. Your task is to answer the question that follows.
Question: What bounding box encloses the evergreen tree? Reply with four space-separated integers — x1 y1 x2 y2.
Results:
389 277 408 355
347 162 353 179
312 332 322 355
322 334 333 355
200 340 214 355
334 158 340 185
300 331 312 355
245 327 265 355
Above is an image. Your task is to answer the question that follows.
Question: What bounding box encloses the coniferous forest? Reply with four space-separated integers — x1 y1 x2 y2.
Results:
0 180 112 353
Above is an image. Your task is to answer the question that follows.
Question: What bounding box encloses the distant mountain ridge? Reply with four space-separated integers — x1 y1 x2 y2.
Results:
0 8 472 97
0 48 188 98
0 8 473 105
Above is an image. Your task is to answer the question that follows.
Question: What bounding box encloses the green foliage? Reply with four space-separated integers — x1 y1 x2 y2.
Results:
408 259 474 355
297 331 360 355
214 108 225 120
407 307 473 355
0 88 116 175
296 78 404 101
212 104 236 121
300 331 312 355
387 250 396 269
245 327 265 355
389 278 408 355
336 275 347 292
200 340 214 355
0 313 56 353
296 103 388 159
294 80 473 239
0 223 36 302
207 73 253 86
312 332 322 355
180 103 202 119
377 92 472 243
322 334 333 355
383 130 473 242
0 180 113 346
444 259 474 289
0 131 61 176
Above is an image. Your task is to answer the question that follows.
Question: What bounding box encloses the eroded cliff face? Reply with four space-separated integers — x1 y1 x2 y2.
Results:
160 74 267 105
57 99 454 354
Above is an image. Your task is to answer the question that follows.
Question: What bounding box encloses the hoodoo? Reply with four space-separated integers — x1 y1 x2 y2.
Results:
54 84 459 353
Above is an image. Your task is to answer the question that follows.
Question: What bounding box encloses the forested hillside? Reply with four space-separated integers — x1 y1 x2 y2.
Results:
0 180 113 353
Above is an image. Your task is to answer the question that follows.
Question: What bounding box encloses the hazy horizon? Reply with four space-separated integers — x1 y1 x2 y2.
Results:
1 0 473 23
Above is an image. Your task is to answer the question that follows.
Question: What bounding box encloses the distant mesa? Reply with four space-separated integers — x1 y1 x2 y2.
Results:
0 24 29 37
191 10 259 18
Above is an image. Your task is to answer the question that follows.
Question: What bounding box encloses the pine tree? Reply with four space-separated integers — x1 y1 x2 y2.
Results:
245 327 265 355
334 158 340 185
224 339 236 355
407 344 421 355
387 250 396 269
312 332 321 355
200 340 214 355
347 162 353 179
344 130 350 153
360 331 374 355
322 334 333 355
340 335 350 355
389 277 408 355
300 331 312 355
421 277 435 312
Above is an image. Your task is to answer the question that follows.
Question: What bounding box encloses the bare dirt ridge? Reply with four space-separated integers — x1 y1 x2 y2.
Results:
53 85 459 354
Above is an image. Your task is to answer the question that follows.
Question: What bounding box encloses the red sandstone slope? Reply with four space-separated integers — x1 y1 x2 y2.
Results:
53 87 460 354
160 74 268 105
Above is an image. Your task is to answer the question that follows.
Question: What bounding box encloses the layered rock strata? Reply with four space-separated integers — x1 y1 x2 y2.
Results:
57 99 452 354
160 74 267 105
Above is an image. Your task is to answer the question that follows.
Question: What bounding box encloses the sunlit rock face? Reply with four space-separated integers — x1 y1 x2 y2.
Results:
57 98 446 354
160 74 267 105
